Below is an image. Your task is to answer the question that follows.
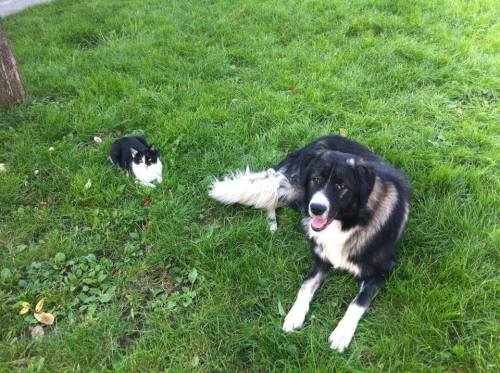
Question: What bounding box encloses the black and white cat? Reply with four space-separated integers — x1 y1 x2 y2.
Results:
109 136 163 187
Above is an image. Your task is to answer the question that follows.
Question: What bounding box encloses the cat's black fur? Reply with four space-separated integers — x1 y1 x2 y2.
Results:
109 136 158 173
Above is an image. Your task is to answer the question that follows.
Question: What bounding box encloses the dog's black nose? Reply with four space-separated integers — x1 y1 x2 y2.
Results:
310 203 327 216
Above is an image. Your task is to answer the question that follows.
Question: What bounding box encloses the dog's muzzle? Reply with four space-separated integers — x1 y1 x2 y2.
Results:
308 191 333 231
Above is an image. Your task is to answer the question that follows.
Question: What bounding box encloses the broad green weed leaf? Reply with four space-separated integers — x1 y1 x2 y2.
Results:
278 300 286 316
100 286 116 303
191 355 199 367
188 268 198 284
0 268 13 283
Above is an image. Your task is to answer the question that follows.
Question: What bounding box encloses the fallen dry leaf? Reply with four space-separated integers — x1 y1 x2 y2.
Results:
39 200 47 209
35 298 44 313
34 312 55 325
93 136 103 144
144 220 152 229
19 302 30 315
143 198 152 207
84 179 92 189
31 325 44 339
289 85 297 93
339 128 348 137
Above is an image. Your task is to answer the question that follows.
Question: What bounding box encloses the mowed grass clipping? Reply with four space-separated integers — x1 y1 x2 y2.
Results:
0 0 498 371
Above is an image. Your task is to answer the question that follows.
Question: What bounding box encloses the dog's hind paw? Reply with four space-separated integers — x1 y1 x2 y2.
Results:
267 208 277 233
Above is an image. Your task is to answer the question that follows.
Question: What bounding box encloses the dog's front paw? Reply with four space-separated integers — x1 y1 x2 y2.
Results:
328 322 355 352
282 307 306 332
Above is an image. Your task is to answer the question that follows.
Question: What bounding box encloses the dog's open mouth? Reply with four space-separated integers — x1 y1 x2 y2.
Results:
311 216 333 231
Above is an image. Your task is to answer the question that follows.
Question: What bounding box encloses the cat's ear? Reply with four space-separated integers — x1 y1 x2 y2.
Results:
130 148 139 157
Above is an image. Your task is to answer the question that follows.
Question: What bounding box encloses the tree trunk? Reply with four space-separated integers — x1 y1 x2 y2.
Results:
0 23 26 108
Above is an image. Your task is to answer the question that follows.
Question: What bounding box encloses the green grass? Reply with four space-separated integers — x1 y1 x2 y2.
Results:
0 0 498 371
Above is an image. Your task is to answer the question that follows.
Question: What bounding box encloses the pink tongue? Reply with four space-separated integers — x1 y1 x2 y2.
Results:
311 217 327 230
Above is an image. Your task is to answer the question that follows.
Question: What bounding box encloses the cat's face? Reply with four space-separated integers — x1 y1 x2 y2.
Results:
131 145 158 166
145 145 158 166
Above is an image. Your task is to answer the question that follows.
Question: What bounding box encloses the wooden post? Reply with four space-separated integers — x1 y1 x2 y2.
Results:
0 23 26 108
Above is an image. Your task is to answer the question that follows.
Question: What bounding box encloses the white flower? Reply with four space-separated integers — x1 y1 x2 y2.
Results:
84 179 92 189
0 163 5 173
48 147 55 152
34 169 39 175
93 136 103 144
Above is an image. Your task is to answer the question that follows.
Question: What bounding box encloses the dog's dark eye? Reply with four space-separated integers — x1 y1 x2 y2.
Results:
312 176 321 183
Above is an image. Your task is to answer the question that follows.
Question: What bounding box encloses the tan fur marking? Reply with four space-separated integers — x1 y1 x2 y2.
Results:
347 178 399 254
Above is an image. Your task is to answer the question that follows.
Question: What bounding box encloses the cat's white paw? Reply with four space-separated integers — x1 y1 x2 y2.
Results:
136 180 156 188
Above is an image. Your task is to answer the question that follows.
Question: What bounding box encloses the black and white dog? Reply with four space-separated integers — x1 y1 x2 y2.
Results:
209 136 410 352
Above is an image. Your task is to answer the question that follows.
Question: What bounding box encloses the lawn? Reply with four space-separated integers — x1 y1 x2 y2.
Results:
0 0 498 371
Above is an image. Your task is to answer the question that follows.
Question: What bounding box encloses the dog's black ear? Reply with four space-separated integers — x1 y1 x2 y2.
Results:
293 151 320 214
298 151 319 187
356 165 375 205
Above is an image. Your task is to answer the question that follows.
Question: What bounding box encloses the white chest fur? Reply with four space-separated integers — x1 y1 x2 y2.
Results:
131 159 163 183
304 218 361 276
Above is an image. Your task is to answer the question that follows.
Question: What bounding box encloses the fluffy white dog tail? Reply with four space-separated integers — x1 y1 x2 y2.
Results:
209 167 288 210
